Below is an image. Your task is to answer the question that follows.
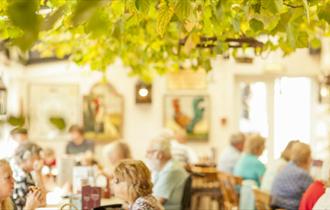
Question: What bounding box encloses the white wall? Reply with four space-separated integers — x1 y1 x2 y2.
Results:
2 48 327 162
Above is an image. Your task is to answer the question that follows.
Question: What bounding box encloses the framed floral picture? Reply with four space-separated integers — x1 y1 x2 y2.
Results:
83 82 124 141
28 83 80 141
164 94 210 142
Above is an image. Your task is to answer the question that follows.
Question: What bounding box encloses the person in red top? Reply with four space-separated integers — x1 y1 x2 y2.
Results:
299 180 325 210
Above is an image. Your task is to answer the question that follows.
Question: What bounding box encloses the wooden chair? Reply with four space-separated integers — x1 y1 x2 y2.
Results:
253 189 271 210
190 166 224 210
217 172 242 210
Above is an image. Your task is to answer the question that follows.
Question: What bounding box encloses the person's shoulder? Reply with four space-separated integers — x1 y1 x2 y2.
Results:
164 161 187 176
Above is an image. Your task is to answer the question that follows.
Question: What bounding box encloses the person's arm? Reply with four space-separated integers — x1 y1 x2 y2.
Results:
157 197 167 205
24 189 42 210
32 161 46 207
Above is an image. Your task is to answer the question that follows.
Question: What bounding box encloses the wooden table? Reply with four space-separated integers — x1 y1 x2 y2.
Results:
37 197 124 210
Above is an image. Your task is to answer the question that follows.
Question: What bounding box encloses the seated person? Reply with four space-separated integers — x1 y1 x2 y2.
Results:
169 129 198 164
146 135 188 210
271 142 313 210
261 140 299 192
218 132 245 174
307 159 330 210
103 141 132 173
0 159 42 210
65 125 94 155
42 148 56 169
0 127 29 159
111 159 163 210
11 143 46 210
234 134 266 186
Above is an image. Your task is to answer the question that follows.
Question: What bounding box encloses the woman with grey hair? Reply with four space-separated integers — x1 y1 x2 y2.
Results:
11 143 46 210
103 141 132 173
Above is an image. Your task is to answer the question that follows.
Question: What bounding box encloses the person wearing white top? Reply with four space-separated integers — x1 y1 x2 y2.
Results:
312 188 330 210
0 128 28 159
158 128 198 164
171 140 198 164
217 133 245 174
312 158 330 210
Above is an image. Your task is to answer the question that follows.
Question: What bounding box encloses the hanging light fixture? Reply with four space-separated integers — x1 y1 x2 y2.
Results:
135 81 152 104
0 76 7 115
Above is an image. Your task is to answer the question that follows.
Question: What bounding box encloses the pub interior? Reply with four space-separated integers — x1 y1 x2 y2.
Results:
1 1 330 210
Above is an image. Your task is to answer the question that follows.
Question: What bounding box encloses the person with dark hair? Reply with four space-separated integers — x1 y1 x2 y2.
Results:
10 128 28 142
0 127 29 159
65 125 94 155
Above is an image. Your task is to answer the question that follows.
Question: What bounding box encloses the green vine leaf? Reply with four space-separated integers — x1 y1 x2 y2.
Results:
157 1 176 37
249 18 264 32
175 0 192 21
318 3 330 25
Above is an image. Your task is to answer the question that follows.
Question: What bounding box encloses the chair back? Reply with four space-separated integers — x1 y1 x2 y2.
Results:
181 175 192 210
218 171 242 209
93 204 123 210
253 189 271 210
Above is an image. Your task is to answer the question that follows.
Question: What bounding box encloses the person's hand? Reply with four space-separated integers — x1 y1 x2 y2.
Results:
24 187 42 210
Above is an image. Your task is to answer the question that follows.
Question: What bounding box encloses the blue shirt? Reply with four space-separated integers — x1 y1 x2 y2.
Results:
271 162 313 210
234 153 266 186
152 160 188 210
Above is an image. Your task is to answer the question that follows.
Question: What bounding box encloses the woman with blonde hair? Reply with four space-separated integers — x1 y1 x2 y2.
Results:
234 134 266 186
111 160 163 210
261 140 299 192
0 159 41 210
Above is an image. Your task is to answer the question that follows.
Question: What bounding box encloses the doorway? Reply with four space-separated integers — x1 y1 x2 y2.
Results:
235 76 314 162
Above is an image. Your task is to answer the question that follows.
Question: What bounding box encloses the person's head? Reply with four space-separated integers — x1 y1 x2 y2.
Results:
230 132 246 152
69 125 85 145
321 158 330 186
80 151 98 166
290 142 312 171
0 160 14 202
104 141 132 166
111 160 153 204
280 140 299 161
174 129 188 144
10 127 28 144
244 134 265 157
146 135 172 171
42 147 56 163
14 142 42 173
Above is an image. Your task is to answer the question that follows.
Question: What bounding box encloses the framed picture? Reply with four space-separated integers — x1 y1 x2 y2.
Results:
164 94 210 141
83 82 124 141
28 83 80 141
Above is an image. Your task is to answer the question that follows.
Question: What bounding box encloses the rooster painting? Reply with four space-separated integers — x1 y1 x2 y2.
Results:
171 97 206 134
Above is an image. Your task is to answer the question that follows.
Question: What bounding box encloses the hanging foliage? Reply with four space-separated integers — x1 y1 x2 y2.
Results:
0 0 330 81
